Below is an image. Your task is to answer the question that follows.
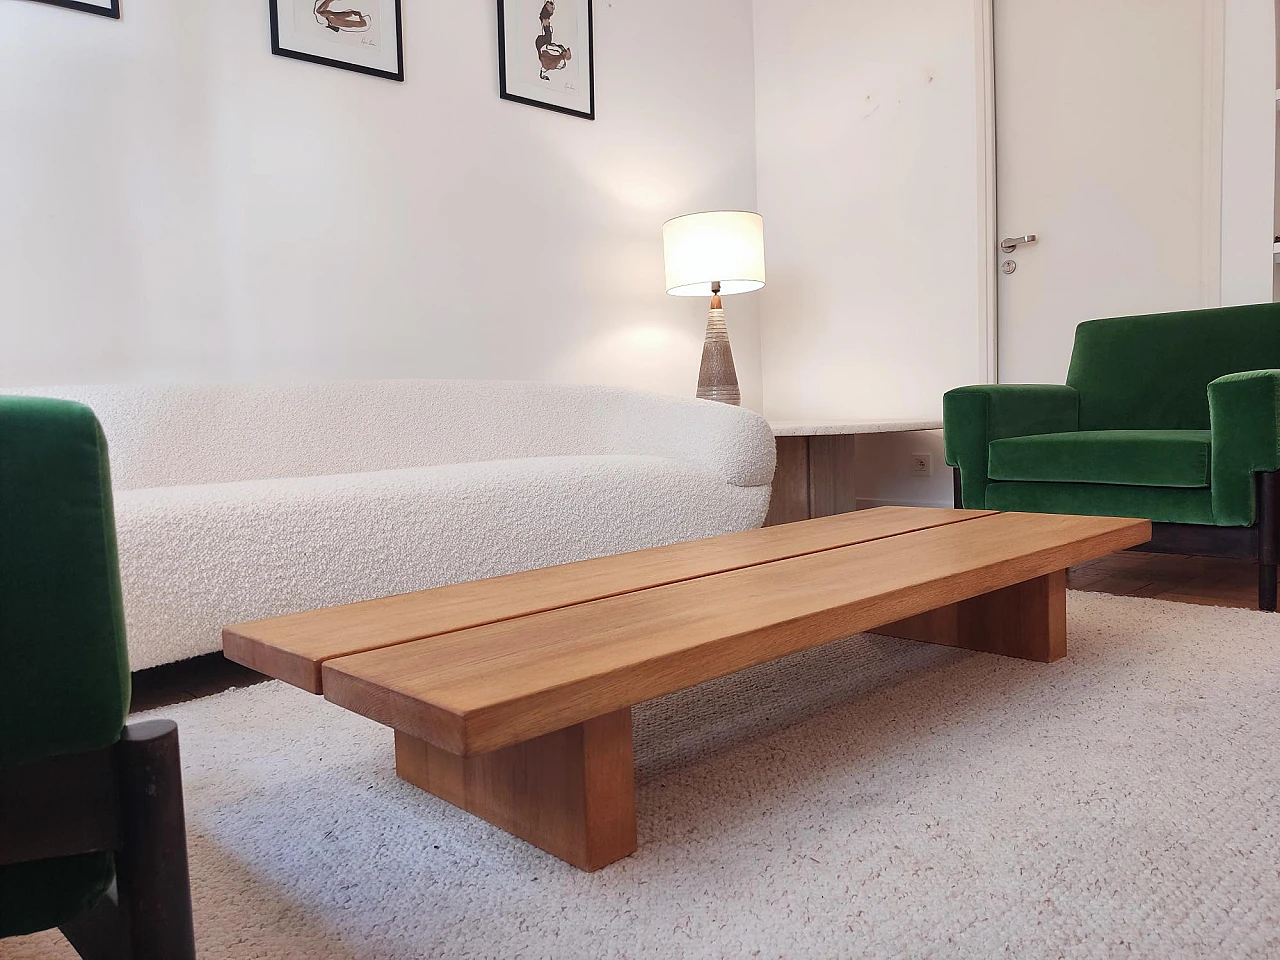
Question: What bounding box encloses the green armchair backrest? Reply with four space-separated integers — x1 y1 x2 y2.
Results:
1067 303 1280 431
0 396 130 770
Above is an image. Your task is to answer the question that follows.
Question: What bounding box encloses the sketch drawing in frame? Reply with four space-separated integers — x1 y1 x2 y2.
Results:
270 0 404 82
498 0 595 120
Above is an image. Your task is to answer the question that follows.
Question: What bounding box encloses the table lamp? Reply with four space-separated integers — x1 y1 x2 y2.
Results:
663 211 766 406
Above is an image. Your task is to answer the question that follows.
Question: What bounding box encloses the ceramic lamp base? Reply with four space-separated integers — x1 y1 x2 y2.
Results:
696 305 741 406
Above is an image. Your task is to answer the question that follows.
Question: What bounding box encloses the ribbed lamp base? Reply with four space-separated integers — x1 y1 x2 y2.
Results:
696 306 741 406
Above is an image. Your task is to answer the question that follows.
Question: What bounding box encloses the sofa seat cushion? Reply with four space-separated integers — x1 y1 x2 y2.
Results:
988 430 1212 488
111 455 772 671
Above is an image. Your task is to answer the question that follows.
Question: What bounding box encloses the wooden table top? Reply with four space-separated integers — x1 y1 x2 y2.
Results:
223 505 991 693
225 508 1150 757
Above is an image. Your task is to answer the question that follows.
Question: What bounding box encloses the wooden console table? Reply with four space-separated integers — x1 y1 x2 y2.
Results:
764 419 943 526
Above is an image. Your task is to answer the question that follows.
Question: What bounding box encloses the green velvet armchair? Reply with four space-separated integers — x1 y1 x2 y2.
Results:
944 303 1280 611
0 397 196 958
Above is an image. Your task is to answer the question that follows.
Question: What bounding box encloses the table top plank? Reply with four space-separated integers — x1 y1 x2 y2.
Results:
322 512 1150 756
223 506 993 692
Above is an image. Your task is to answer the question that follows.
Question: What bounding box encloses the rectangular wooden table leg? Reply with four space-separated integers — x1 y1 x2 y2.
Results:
764 436 811 526
764 435 859 526
807 434 858 519
394 707 638 872
872 569 1068 663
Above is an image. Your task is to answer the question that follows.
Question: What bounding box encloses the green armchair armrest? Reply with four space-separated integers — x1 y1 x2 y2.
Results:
943 384 1080 509
1208 370 1280 526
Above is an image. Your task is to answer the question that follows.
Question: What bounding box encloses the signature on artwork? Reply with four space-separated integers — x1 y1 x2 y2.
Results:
313 0 371 33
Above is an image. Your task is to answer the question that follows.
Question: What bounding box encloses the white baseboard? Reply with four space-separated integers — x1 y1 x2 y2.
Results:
856 497 954 511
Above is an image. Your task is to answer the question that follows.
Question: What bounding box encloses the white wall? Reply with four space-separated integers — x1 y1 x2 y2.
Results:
853 430 952 510
752 0 984 505
0 0 764 409
1221 0 1276 306
752 0 985 425
7 0 1274 466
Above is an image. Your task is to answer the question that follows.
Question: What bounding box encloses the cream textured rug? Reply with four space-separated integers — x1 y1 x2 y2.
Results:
10 592 1280 959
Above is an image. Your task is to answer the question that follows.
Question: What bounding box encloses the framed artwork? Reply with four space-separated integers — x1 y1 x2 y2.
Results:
497 0 595 120
269 0 404 82
27 0 119 18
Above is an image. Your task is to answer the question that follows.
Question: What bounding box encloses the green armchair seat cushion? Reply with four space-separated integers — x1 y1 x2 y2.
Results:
0 396 131 938
988 430 1212 489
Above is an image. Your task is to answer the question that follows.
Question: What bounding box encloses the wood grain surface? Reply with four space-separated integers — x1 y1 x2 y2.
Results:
807 435 859 519
394 708 636 872
322 512 1150 756
872 570 1068 662
763 436 812 525
224 506 992 692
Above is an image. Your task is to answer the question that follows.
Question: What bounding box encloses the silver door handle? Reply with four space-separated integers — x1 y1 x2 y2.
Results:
1000 234 1038 253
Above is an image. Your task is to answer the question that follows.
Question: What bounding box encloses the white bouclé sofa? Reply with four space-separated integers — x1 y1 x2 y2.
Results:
13 380 777 671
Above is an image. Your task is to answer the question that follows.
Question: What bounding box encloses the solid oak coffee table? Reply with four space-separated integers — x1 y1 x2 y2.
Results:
224 507 1149 872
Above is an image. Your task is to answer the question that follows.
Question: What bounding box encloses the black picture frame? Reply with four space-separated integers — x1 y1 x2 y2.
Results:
269 0 405 83
27 0 120 18
497 0 595 121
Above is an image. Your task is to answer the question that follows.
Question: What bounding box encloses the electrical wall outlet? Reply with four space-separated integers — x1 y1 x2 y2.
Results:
909 453 933 477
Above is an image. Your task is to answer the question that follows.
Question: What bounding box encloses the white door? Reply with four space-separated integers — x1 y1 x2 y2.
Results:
995 0 1220 385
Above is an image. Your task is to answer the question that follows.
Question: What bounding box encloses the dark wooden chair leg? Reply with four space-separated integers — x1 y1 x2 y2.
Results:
1260 564 1277 612
115 720 196 960
1259 471 1280 612
952 467 963 510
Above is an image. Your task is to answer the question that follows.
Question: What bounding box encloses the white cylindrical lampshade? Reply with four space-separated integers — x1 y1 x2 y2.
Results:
663 211 766 297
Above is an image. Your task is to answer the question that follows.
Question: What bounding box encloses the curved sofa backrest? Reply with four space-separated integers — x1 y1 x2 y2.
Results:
7 380 775 491
1066 303 1280 430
